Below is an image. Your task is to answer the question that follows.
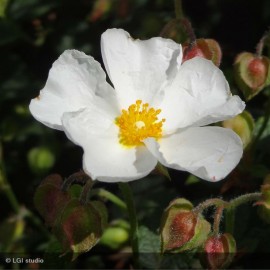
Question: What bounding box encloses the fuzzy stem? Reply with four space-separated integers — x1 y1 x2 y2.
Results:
181 18 196 44
256 30 270 56
256 36 266 57
118 182 139 267
79 179 94 205
61 170 91 191
213 206 225 236
174 0 184 19
228 192 261 210
225 192 261 234
193 198 227 214
90 188 127 211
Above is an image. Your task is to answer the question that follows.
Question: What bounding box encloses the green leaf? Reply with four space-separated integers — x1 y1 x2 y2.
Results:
254 116 270 139
137 226 160 269
68 184 82 199
42 238 72 269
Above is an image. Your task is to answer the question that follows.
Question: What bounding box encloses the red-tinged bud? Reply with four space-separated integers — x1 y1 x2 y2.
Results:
201 233 236 269
34 174 71 227
234 52 270 100
161 198 211 252
256 180 270 223
182 39 222 66
222 111 254 148
53 198 108 259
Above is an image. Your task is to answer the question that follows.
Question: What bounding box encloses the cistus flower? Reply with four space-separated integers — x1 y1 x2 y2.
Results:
29 29 245 182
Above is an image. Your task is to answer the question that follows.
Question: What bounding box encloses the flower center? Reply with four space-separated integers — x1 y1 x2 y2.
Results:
115 100 165 147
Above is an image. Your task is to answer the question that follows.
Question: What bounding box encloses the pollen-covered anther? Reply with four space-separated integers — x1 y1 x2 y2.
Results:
115 100 165 147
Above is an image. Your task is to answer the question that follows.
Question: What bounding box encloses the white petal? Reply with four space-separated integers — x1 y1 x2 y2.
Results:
144 126 243 182
159 57 245 133
101 28 182 108
62 107 157 182
29 50 116 130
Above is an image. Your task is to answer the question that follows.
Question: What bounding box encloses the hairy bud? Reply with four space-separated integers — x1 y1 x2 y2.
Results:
234 52 270 100
160 198 210 252
182 39 222 66
201 233 236 269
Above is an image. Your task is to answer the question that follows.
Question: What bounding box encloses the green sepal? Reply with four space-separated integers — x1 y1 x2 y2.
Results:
222 110 254 148
33 174 72 227
153 162 171 180
234 52 270 100
53 198 108 260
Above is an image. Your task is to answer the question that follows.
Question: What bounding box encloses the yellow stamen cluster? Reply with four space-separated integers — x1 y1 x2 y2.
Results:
115 100 165 147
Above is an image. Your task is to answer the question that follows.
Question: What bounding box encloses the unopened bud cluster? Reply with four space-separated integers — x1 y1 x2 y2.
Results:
160 198 238 269
34 174 107 259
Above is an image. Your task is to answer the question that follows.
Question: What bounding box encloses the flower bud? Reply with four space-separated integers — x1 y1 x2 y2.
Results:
182 39 222 66
256 180 270 223
53 198 108 259
201 233 236 269
161 198 211 252
34 174 71 227
222 111 254 148
100 220 129 249
28 147 55 175
234 52 270 100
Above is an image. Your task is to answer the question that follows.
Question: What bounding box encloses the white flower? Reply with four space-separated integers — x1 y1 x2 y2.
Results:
29 29 245 183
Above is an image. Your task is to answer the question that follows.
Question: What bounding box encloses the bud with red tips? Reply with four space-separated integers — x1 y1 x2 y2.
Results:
201 233 236 269
182 39 222 66
160 198 211 252
234 52 270 100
